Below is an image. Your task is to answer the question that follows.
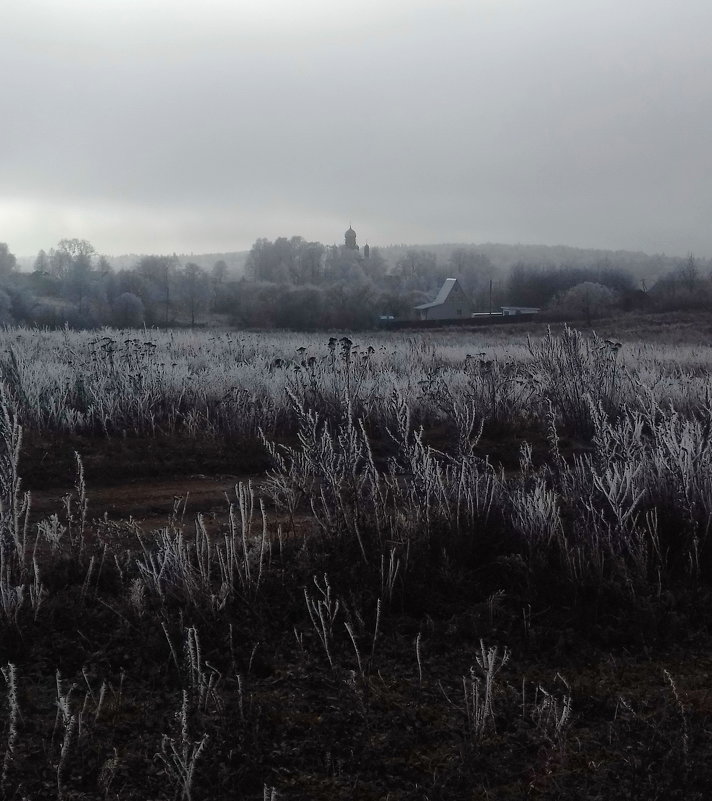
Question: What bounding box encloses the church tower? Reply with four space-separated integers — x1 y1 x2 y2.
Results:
344 225 358 251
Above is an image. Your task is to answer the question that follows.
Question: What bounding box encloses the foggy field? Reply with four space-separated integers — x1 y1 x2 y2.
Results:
2 322 712 799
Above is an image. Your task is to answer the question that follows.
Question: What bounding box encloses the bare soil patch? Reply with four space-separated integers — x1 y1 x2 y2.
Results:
20 431 271 490
31 474 252 529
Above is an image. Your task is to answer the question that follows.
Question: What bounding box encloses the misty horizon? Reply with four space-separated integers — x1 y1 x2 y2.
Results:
13 237 695 275
13 236 698 263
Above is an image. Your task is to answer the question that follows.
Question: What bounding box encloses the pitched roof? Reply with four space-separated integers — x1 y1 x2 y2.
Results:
414 278 463 310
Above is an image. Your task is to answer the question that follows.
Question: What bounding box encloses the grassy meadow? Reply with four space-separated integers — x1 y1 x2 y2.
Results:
1 316 712 799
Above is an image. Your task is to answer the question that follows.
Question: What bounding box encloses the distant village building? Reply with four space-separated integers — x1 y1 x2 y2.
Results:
413 278 474 321
500 306 540 316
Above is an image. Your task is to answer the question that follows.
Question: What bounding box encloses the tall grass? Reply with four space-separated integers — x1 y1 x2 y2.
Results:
1 324 712 444
0 324 710 797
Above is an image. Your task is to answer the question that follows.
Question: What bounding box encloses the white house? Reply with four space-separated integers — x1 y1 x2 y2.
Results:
414 278 473 321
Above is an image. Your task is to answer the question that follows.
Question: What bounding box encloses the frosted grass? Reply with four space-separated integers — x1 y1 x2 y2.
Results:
1 325 711 439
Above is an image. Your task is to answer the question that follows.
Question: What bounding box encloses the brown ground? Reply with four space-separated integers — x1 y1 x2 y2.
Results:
30 474 253 530
20 430 271 490
20 428 277 532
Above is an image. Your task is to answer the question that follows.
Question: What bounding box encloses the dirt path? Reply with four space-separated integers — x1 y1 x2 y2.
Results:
30 474 263 529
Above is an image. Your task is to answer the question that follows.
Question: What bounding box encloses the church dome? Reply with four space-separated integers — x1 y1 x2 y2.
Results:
344 225 358 250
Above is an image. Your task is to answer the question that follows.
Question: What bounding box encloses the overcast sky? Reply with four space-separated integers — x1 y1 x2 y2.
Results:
2 0 712 258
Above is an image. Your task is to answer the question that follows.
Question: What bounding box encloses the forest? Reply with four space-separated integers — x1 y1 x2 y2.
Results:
0 236 710 330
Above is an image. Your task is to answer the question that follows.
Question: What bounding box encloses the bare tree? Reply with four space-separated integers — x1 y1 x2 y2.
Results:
0 244 16 277
181 263 210 326
550 281 619 324
113 292 145 327
137 255 179 326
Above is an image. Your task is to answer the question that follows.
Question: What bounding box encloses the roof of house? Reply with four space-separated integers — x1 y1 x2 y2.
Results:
414 278 463 310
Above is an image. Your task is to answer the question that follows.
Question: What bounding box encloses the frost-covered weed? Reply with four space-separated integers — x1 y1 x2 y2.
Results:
156 690 209 801
462 641 511 739
526 674 573 748
2 325 712 447
135 483 270 612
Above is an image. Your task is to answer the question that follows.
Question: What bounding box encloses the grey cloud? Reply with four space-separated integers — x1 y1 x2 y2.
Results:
2 0 712 256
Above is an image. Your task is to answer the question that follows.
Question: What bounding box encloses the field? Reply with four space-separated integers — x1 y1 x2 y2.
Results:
2 315 712 799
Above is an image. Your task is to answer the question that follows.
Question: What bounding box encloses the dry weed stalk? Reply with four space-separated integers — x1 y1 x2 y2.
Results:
304 574 340 668
156 690 209 801
663 669 689 765
462 641 511 740
526 674 573 749
1 663 18 794
54 670 78 801
184 626 222 713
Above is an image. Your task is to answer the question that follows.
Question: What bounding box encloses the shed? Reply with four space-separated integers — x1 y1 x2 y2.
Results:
500 306 541 316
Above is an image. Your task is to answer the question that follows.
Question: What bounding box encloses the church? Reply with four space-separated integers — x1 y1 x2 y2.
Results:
343 225 370 259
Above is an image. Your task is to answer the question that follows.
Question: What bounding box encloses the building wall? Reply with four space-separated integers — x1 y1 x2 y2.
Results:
419 283 473 320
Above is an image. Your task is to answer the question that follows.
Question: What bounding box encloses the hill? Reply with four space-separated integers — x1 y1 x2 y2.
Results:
378 241 693 282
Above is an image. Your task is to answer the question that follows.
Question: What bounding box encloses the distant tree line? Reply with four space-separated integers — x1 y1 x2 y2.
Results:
225 237 711 328
0 239 222 329
0 236 707 329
